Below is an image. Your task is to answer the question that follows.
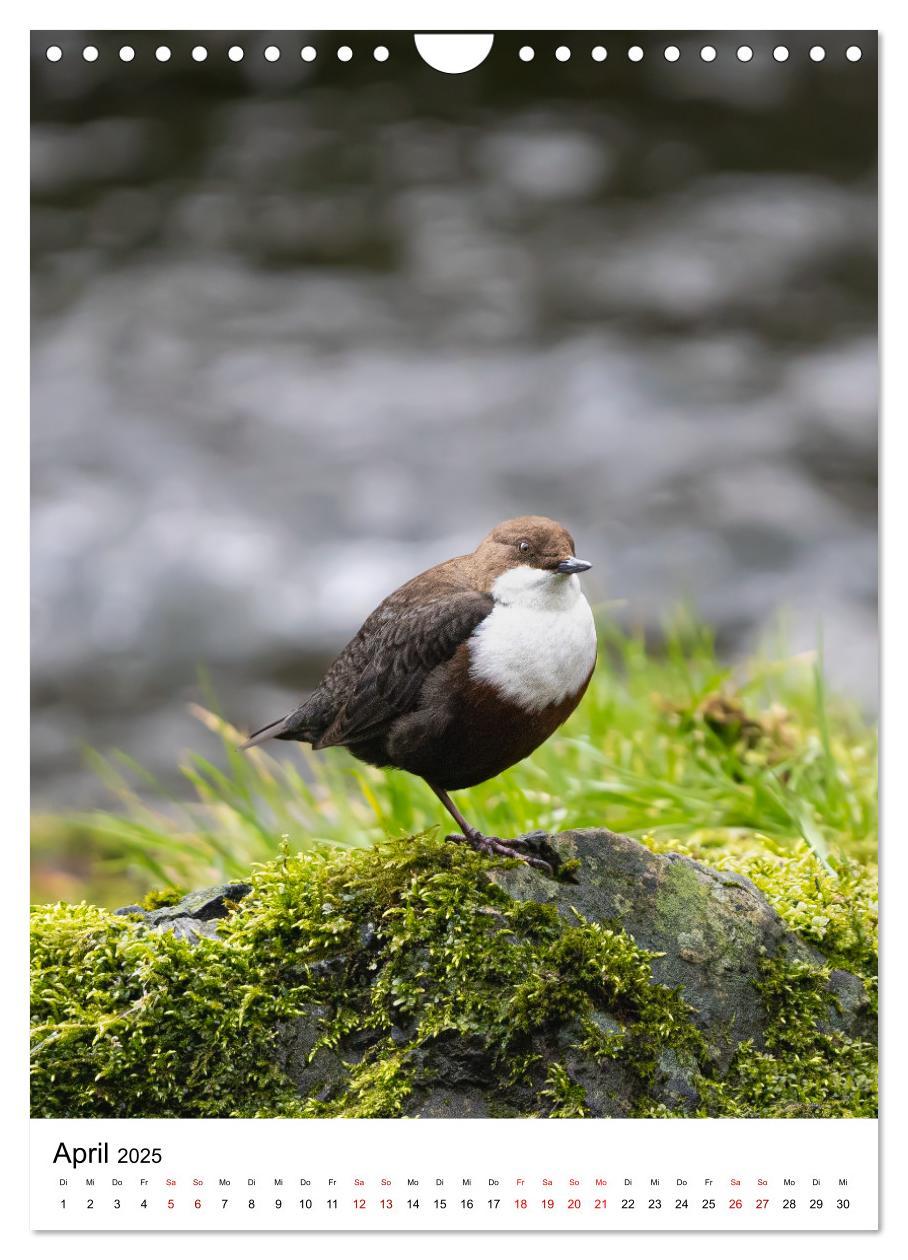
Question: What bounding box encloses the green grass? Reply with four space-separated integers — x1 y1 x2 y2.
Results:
43 611 877 902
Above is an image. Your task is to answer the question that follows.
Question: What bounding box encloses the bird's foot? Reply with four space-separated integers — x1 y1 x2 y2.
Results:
444 829 555 875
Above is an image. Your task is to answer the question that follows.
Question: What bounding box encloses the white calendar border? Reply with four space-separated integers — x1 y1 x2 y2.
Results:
4 0 901 1253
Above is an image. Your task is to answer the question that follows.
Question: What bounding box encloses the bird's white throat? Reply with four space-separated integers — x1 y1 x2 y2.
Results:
468 566 597 711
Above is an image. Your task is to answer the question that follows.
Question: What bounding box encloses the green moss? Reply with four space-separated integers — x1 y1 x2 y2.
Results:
696 954 877 1118
541 1063 590 1118
140 886 186 911
30 832 876 1119
729 851 877 981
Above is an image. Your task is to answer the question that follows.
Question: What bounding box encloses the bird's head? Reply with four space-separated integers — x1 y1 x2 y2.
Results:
472 516 592 602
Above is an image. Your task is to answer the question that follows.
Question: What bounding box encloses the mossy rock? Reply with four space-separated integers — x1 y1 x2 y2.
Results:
491 831 874 1069
30 830 877 1119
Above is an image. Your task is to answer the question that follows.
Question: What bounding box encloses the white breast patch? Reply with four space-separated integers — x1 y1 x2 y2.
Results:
468 567 597 712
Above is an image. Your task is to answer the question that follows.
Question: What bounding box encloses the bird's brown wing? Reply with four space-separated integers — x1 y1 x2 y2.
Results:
312 586 493 749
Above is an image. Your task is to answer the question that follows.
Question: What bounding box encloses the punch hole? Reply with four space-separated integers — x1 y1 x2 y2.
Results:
628 46 644 62
737 46 753 62
700 45 716 62
810 46 826 62
591 46 607 62
373 46 389 62
82 45 99 62
264 46 280 62
414 34 494 74
846 46 862 61
773 46 790 62
192 46 207 62
555 46 571 62
155 47 171 63
45 45 62 62
228 46 244 62
664 46 680 62
519 46 534 62
301 46 317 62
337 46 353 62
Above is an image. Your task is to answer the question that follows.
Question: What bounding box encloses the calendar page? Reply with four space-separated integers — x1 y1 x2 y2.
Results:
29 26 879 1235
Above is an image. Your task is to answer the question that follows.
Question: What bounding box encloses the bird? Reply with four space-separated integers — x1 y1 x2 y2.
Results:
243 516 597 871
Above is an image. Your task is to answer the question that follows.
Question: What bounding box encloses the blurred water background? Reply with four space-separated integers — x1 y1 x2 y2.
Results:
31 31 877 816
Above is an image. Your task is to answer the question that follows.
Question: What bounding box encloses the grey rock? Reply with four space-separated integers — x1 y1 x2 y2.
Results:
407 1087 493 1119
153 915 224 943
824 967 875 1039
273 1006 349 1102
115 882 252 939
489 830 822 1067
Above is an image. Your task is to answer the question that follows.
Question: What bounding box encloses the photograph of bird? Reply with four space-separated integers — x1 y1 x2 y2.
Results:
243 516 596 870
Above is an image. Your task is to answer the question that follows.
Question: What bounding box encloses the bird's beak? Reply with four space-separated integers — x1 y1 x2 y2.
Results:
557 556 592 574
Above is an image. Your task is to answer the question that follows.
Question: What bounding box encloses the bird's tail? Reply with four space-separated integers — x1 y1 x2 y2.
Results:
241 713 299 750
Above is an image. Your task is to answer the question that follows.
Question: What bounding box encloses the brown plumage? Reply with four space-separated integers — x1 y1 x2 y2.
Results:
244 516 596 870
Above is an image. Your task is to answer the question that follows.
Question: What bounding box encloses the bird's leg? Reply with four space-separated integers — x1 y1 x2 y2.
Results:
429 784 481 840
428 784 553 874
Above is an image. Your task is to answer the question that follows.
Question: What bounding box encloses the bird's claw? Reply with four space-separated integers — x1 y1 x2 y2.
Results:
505 829 549 850
444 830 555 876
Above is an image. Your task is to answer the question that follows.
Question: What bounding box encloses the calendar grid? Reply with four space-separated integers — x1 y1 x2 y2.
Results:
31 1118 878 1231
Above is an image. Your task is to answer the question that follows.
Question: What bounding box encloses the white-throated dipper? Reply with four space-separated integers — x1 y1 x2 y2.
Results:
243 516 596 870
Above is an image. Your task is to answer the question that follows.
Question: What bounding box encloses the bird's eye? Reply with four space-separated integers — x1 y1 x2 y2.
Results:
518 539 531 554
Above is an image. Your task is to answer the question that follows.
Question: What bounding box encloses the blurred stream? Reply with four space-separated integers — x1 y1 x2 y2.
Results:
31 32 877 808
